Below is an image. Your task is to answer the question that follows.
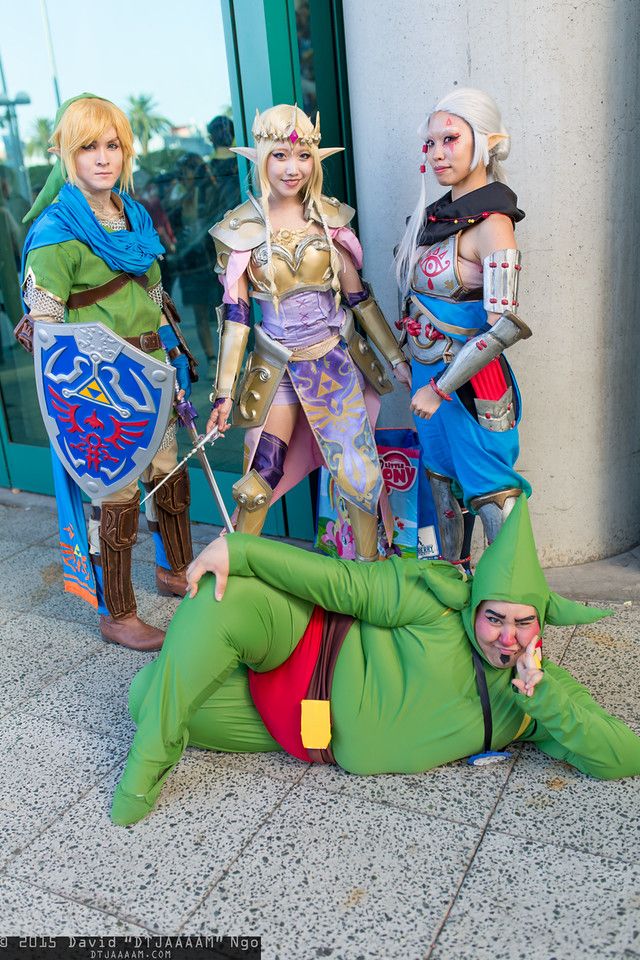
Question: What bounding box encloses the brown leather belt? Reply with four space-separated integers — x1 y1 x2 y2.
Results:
124 331 163 353
66 272 149 310
305 609 355 765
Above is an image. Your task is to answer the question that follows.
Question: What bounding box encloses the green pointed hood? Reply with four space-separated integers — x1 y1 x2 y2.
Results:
23 92 101 224
461 496 612 656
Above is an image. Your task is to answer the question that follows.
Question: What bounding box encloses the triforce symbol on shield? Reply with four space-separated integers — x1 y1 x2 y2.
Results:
44 350 157 420
78 378 110 405
34 321 176 499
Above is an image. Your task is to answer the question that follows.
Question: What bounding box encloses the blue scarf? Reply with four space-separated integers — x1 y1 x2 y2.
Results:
21 182 164 281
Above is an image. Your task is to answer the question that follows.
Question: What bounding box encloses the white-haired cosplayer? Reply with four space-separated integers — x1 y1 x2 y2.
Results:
393 88 532 564
206 105 411 560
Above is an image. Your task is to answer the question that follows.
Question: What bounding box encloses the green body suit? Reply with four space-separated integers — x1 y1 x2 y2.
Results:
113 499 640 824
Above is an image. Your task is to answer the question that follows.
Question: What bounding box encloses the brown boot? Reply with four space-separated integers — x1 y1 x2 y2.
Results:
154 466 193 576
98 495 161 648
155 565 188 597
99 613 165 651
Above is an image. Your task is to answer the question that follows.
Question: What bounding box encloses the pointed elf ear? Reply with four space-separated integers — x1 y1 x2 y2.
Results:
229 146 258 163
545 591 613 627
318 147 345 160
487 132 509 151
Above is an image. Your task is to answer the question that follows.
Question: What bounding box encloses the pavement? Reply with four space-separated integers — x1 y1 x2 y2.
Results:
0 488 639 960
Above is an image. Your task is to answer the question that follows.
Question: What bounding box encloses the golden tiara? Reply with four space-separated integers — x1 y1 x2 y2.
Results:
251 105 322 146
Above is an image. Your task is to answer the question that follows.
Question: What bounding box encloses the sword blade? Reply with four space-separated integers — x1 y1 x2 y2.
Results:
184 424 234 532
140 425 221 506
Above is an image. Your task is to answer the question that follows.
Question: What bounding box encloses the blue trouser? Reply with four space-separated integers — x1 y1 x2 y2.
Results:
411 358 530 508
408 295 531 509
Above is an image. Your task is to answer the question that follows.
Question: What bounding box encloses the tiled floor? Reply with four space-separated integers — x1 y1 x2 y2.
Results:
0 490 639 959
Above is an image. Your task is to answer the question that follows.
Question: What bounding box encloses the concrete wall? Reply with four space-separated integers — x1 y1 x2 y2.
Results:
342 0 640 565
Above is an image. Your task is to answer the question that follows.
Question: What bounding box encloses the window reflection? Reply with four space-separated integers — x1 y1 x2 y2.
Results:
295 0 318 116
0 0 243 475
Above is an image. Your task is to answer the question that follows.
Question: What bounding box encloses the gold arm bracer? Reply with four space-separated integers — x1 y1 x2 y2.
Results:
350 285 406 368
211 305 250 400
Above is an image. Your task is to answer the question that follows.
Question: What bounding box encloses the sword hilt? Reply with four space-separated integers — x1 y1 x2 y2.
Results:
175 396 198 431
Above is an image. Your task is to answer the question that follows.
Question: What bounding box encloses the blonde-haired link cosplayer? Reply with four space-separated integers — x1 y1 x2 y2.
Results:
231 104 344 310
51 97 136 194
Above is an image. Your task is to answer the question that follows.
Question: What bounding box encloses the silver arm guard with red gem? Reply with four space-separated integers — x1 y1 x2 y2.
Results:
435 311 532 398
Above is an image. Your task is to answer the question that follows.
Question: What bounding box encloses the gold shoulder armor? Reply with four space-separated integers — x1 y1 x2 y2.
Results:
317 195 355 228
209 195 266 253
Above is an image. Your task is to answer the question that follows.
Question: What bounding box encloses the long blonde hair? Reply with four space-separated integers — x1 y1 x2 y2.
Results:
395 88 510 296
252 104 342 309
52 97 136 193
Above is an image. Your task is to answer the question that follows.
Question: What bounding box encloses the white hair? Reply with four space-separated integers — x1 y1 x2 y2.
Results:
395 88 510 296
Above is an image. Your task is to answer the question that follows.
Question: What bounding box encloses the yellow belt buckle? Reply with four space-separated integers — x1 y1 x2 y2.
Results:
300 699 332 749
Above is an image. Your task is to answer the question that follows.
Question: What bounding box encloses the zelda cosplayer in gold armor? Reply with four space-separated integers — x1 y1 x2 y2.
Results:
206 105 411 560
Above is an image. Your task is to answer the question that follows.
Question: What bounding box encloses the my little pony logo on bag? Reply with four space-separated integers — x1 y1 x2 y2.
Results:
380 451 417 492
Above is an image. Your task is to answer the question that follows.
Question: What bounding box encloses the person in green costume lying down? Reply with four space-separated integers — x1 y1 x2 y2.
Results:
111 497 640 826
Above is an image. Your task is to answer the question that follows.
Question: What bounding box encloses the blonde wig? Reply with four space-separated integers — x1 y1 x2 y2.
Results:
52 97 136 193
395 88 510 296
250 104 343 310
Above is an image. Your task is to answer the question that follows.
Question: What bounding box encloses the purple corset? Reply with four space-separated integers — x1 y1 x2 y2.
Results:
258 289 343 348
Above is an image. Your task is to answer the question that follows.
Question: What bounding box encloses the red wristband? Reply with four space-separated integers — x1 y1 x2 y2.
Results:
429 377 452 402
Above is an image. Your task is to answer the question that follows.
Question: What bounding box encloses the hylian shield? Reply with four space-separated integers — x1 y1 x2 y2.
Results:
33 321 176 499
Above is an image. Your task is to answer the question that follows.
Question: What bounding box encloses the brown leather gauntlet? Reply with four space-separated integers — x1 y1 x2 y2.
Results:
14 315 34 353
162 290 199 382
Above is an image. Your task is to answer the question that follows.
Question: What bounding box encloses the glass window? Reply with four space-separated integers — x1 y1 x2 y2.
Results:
294 0 318 116
291 0 352 206
0 0 244 474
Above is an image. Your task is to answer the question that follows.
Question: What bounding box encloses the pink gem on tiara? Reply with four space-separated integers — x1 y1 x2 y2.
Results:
289 129 299 144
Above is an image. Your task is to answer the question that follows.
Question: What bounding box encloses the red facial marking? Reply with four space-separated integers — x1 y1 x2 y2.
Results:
445 117 453 126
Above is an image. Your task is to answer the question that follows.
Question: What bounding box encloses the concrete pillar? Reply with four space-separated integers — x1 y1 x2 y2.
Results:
342 0 640 564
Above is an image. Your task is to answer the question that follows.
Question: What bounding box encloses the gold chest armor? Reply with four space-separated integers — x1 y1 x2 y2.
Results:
248 228 333 300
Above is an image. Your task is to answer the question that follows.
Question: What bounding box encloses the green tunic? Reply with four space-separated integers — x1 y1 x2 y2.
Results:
25 236 163 360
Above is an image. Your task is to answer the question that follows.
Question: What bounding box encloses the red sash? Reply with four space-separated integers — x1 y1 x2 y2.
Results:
248 606 325 762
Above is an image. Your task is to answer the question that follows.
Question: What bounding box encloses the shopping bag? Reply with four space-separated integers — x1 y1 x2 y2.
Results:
315 428 440 560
